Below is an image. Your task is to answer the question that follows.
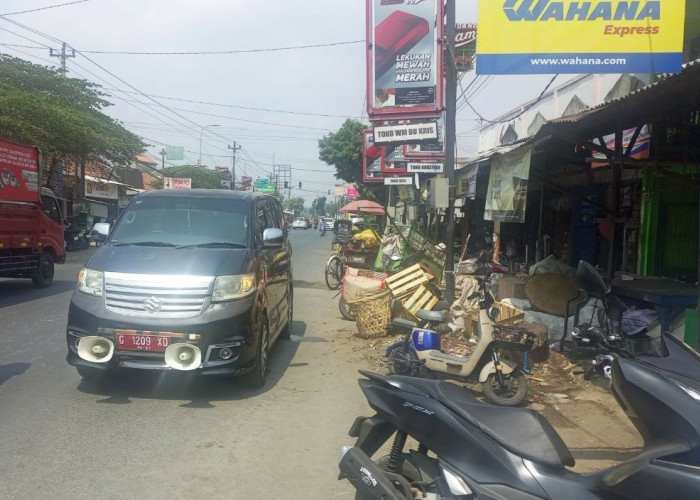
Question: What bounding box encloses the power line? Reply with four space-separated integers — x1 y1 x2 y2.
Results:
97 87 363 119
79 40 363 55
1 0 90 16
0 42 45 49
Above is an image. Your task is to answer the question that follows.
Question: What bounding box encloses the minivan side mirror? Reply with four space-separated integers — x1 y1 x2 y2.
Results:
263 228 284 248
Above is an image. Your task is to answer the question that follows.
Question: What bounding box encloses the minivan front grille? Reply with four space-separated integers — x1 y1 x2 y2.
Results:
104 272 214 318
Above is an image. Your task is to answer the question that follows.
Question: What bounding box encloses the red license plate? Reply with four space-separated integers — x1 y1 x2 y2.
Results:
115 331 184 352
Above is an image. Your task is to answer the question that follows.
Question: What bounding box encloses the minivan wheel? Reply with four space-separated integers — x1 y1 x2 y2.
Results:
244 317 269 388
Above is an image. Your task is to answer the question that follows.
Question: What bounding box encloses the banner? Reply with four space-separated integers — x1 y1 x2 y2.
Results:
0 139 40 203
484 147 532 223
591 124 651 167
457 163 479 199
366 0 444 119
477 1 685 74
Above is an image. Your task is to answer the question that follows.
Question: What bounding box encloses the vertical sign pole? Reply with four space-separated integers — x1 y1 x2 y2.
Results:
444 0 457 303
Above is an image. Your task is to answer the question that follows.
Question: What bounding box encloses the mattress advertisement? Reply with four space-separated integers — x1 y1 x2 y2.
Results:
366 0 444 119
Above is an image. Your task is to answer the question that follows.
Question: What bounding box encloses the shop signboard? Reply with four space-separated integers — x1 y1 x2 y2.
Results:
407 161 443 173
346 185 359 198
85 178 118 200
334 183 346 196
455 23 477 72
477 1 685 74
366 0 444 119
403 113 445 158
163 177 192 190
363 129 385 183
383 176 413 185
373 121 438 143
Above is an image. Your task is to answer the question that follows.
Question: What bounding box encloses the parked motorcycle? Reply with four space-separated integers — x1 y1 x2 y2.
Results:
386 273 534 406
338 356 700 499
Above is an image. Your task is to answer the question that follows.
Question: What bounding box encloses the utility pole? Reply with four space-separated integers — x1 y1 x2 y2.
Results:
444 0 457 303
228 142 241 190
49 42 75 74
159 149 166 171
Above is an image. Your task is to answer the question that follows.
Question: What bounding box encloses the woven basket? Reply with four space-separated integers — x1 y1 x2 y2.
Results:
350 290 392 339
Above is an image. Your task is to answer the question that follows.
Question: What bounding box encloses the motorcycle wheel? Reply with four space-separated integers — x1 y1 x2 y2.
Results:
388 345 421 377
482 370 528 406
339 296 354 321
355 454 421 500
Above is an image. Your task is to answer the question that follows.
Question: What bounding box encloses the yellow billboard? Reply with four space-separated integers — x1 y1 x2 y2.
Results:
477 1 686 74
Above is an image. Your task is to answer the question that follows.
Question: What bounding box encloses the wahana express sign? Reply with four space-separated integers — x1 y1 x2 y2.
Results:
477 0 684 74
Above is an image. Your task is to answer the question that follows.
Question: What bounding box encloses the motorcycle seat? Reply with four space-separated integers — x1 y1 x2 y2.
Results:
416 310 450 323
387 375 575 469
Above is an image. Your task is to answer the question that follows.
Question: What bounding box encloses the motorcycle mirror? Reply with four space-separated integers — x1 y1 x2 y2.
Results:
488 306 500 320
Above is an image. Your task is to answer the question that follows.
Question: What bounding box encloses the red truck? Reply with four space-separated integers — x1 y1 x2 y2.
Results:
0 138 65 287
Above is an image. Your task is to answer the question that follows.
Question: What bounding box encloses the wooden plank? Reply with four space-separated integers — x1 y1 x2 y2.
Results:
386 269 426 292
410 293 433 315
392 276 429 297
385 264 422 284
403 287 426 312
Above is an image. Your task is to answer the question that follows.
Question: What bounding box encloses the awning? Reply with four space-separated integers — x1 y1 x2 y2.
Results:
85 174 129 186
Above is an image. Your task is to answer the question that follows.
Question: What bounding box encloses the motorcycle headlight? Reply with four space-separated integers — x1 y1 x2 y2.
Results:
77 268 103 296
212 274 256 301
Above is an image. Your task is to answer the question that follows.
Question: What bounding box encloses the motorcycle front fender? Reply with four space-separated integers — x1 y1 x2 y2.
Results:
385 339 409 357
478 359 515 383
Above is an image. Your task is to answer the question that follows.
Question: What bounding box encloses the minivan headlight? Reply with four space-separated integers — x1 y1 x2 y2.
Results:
78 268 104 296
212 274 256 301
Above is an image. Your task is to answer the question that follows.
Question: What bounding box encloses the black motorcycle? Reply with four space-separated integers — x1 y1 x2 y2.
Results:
338 357 700 499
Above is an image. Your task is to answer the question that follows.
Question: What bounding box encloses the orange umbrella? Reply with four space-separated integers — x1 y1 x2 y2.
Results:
339 199 386 215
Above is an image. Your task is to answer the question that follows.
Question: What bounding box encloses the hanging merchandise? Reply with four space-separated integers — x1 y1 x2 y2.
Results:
484 146 532 223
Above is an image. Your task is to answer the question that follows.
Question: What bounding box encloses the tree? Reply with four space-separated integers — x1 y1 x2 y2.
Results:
151 166 222 189
0 54 145 186
283 197 305 216
312 196 327 216
318 119 365 185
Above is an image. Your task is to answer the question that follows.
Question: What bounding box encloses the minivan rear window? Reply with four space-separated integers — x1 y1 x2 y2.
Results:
110 196 250 248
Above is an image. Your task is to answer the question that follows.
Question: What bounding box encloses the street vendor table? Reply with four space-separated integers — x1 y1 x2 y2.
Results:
611 278 697 333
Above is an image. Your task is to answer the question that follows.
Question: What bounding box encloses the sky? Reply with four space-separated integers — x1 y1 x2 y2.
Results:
0 0 556 204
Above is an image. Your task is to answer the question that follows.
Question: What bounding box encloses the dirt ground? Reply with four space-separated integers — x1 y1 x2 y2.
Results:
334 326 644 473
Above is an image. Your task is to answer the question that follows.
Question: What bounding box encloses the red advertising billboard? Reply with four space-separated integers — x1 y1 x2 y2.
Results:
366 0 444 120
362 129 385 183
0 139 40 203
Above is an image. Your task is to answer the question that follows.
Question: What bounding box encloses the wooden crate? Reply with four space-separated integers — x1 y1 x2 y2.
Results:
385 264 428 299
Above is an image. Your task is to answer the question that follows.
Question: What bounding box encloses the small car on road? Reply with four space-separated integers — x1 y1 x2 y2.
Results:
292 217 308 230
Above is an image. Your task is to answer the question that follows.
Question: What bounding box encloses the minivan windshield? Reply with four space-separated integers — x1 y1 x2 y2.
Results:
109 196 250 248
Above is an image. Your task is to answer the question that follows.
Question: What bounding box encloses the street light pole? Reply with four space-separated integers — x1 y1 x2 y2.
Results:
198 124 220 166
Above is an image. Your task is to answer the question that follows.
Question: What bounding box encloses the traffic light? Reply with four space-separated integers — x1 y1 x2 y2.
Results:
298 182 302 189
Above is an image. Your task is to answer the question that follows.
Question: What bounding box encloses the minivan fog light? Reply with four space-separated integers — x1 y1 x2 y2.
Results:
212 274 256 301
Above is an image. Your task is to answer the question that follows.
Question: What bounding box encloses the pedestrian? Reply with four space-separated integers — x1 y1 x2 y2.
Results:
319 218 326 237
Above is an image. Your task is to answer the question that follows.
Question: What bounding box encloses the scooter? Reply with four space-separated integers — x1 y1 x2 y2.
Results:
338 357 700 499
386 273 534 406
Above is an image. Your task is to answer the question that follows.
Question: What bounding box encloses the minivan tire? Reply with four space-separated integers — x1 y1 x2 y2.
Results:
244 317 269 388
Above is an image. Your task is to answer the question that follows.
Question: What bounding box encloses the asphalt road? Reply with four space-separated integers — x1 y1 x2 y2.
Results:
0 227 369 499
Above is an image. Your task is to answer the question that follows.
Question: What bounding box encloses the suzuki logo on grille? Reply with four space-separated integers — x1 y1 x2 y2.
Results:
143 296 162 313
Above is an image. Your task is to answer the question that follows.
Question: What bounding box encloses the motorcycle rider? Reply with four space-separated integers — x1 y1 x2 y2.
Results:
319 218 326 237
